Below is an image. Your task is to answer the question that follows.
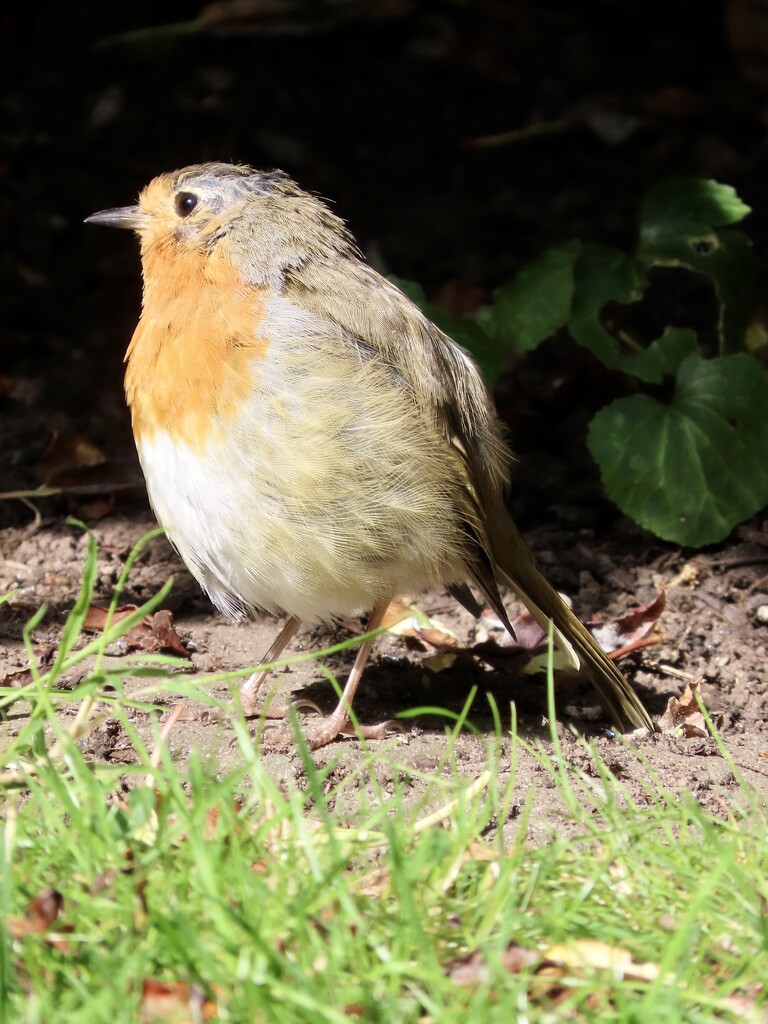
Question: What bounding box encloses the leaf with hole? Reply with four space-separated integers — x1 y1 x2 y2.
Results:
569 243 646 366
638 179 757 355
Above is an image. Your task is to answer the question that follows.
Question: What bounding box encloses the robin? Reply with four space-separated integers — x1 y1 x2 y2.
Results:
87 162 653 747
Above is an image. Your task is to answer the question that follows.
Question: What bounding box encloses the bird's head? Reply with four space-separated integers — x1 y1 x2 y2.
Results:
86 162 357 287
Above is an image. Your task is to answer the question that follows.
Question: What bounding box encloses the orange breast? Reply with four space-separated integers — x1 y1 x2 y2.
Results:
125 238 270 451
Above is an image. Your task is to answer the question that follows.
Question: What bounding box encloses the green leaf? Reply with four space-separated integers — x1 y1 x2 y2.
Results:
569 243 646 364
640 178 751 234
617 327 698 384
489 240 580 352
638 179 756 355
391 277 507 386
587 352 768 546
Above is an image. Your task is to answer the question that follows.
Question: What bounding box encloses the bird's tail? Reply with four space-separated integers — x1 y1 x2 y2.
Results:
489 521 654 731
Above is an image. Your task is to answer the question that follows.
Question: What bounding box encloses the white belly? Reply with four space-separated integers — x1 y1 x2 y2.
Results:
135 340 471 622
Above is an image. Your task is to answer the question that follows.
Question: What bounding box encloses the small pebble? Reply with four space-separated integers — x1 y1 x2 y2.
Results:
756 604 768 625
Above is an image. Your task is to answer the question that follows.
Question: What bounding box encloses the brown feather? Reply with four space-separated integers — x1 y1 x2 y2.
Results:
283 243 653 731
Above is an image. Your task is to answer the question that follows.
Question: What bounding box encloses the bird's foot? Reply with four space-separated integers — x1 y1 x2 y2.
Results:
239 692 321 720
260 711 399 750
173 702 223 725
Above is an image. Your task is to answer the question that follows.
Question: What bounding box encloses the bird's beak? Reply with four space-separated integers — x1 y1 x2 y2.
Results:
85 205 149 230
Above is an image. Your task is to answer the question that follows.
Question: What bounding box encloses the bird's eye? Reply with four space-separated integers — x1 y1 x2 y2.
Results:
175 191 198 217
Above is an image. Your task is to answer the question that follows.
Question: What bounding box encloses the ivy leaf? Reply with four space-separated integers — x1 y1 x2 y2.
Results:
569 243 646 365
638 179 757 355
587 352 768 546
489 240 580 352
640 178 750 234
616 327 698 384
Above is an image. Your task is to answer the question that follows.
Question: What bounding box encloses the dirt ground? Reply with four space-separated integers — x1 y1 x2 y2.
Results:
3 4 768 837
2 503 767 840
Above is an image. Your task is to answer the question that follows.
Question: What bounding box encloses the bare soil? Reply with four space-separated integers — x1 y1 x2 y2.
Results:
2 505 767 841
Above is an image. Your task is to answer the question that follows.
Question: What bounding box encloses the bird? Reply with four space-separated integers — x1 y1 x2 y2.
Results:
86 162 653 747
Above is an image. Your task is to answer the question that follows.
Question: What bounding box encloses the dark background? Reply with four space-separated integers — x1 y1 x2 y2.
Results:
2 0 767 527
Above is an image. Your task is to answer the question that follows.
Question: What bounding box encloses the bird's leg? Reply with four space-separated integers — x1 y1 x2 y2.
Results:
238 615 302 717
265 599 396 750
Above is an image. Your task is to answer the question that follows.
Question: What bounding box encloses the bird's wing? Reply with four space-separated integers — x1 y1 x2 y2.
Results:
283 257 653 730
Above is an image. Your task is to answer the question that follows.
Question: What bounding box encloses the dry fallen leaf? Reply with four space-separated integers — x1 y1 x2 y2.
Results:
0 644 57 688
84 605 189 657
140 979 219 1023
659 680 708 737
472 592 663 670
476 606 548 652
472 604 580 678
1 665 35 688
444 937 659 1005
7 888 64 937
542 939 659 982
382 595 459 649
84 604 138 630
147 610 190 657
445 942 540 985
381 590 662 684
7 888 70 951
589 591 665 655
444 949 492 986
